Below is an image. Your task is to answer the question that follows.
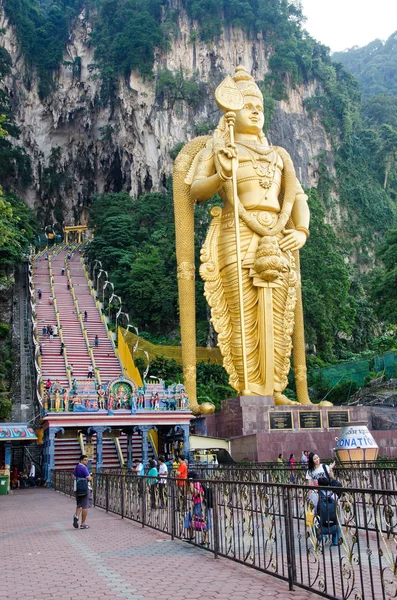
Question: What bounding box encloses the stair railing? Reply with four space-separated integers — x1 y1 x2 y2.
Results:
79 432 85 455
113 437 125 468
29 252 43 406
80 256 122 368
65 257 101 386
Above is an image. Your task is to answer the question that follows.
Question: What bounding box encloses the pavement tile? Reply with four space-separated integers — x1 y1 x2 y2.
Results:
1 489 318 600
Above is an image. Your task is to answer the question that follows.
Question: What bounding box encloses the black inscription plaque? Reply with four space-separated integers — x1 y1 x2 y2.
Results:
328 411 349 428
299 411 322 429
269 411 293 430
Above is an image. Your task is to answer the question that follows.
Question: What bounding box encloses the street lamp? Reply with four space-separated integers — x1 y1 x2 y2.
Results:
97 269 108 298
93 260 102 287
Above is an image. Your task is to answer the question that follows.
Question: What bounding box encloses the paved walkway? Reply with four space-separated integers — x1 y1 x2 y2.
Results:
0 489 318 600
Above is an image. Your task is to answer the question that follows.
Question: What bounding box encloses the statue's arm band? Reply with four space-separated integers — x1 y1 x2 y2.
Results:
295 225 310 238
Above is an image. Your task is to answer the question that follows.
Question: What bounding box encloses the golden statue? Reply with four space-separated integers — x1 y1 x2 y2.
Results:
174 66 323 414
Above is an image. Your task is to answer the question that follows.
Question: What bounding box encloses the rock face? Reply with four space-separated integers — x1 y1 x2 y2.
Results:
0 1 333 224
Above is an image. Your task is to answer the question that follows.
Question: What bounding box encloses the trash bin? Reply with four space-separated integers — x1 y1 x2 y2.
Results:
0 475 9 495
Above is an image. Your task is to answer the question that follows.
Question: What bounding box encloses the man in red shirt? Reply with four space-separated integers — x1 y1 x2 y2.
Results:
176 454 187 486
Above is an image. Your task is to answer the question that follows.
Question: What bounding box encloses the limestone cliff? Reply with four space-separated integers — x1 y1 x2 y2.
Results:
0 2 332 224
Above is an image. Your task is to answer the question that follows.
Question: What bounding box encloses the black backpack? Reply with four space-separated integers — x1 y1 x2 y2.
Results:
201 483 213 509
317 492 337 528
76 477 89 496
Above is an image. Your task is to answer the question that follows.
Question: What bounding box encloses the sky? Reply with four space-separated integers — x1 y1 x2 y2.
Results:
300 0 397 53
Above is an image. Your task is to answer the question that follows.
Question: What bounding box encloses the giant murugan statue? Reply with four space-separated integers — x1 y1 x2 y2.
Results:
174 66 321 415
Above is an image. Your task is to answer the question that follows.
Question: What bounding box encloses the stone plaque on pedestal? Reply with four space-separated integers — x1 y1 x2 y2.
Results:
269 411 293 430
299 411 322 429
328 411 350 428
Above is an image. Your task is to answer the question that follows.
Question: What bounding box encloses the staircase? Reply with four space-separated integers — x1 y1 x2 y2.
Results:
52 250 93 380
54 433 145 470
34 252 68 388
68 255 122 385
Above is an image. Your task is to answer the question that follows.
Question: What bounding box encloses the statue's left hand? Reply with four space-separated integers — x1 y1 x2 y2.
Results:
279 229 307 252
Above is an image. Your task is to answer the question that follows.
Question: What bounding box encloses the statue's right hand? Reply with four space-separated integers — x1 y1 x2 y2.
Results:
216 144 238 179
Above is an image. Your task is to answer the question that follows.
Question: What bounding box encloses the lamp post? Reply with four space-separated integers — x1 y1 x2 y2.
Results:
105 282 114 316
97 269 108 299
93 260 102 287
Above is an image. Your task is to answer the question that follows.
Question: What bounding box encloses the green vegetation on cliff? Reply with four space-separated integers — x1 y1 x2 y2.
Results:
333 33 397 100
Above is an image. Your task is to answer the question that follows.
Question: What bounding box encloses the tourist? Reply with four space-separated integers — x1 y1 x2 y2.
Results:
94 335 99 347
87 365 93 379
158 455 168 508
38 288 42 300
306 453 335 485
45 378 52 390
316 477 341 546
45 255 48 261
184 471 211 545
67 280 71 290
84 311 88 321
20 468 28 488
132 458 144 476
42 325 47 336
72 454 92 529
61 267 65 275
69 364 74 377
53 325 58 336
276 453 283 465
176 454 188 487
306 453 336 509
39 343 43 355
289 453 297 483
301 450 309 466
48 295 53 305
60 342 65 356
28 463 36 487
147 459 158 509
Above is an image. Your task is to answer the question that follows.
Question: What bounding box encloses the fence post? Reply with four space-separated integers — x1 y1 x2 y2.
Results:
283 486 296 591
121 475 124 519
212 481 220 559
106 475 109 513
170 481 175 540
141 477 146 528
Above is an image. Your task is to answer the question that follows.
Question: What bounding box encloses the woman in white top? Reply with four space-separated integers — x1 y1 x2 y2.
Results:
306 453 336 510
306 453 335 485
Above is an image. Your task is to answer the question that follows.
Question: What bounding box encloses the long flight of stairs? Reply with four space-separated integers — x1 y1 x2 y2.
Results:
52 250 94 379
34 244 145 470
68 254 122 385
34 250 68 388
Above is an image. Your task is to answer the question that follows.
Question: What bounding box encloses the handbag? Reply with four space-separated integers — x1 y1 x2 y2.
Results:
305 507 315 528
76 477 89 496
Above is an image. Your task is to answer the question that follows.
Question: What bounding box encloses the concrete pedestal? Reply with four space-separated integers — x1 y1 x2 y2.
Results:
204 396 397 461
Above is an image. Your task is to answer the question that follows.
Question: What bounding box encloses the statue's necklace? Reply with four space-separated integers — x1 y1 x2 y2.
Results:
237 141 277 189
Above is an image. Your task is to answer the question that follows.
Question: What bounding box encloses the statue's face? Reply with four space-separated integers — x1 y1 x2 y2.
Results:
235 95 264 135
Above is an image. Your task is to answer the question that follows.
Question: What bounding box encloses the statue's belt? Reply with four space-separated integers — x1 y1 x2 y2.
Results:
221 210 279 231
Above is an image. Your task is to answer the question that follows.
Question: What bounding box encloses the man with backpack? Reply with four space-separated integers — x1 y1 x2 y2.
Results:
72 454 92 529
316 477 341 546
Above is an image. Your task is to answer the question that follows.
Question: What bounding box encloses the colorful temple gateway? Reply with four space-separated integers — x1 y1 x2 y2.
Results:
29 241 192 483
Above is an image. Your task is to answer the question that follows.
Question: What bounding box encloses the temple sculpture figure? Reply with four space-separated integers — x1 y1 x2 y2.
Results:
174 66 325 414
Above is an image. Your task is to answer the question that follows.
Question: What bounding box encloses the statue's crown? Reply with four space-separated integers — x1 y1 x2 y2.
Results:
233 66 263 101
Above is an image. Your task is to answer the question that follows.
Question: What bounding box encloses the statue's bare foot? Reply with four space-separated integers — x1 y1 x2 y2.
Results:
274 394 300 406
318 400 333 406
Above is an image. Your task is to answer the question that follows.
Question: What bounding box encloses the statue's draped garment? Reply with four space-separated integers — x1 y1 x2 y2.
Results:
186 130 306 396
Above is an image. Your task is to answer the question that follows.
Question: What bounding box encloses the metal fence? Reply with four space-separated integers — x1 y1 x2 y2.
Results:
190 464 397 491
52 470 397 600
